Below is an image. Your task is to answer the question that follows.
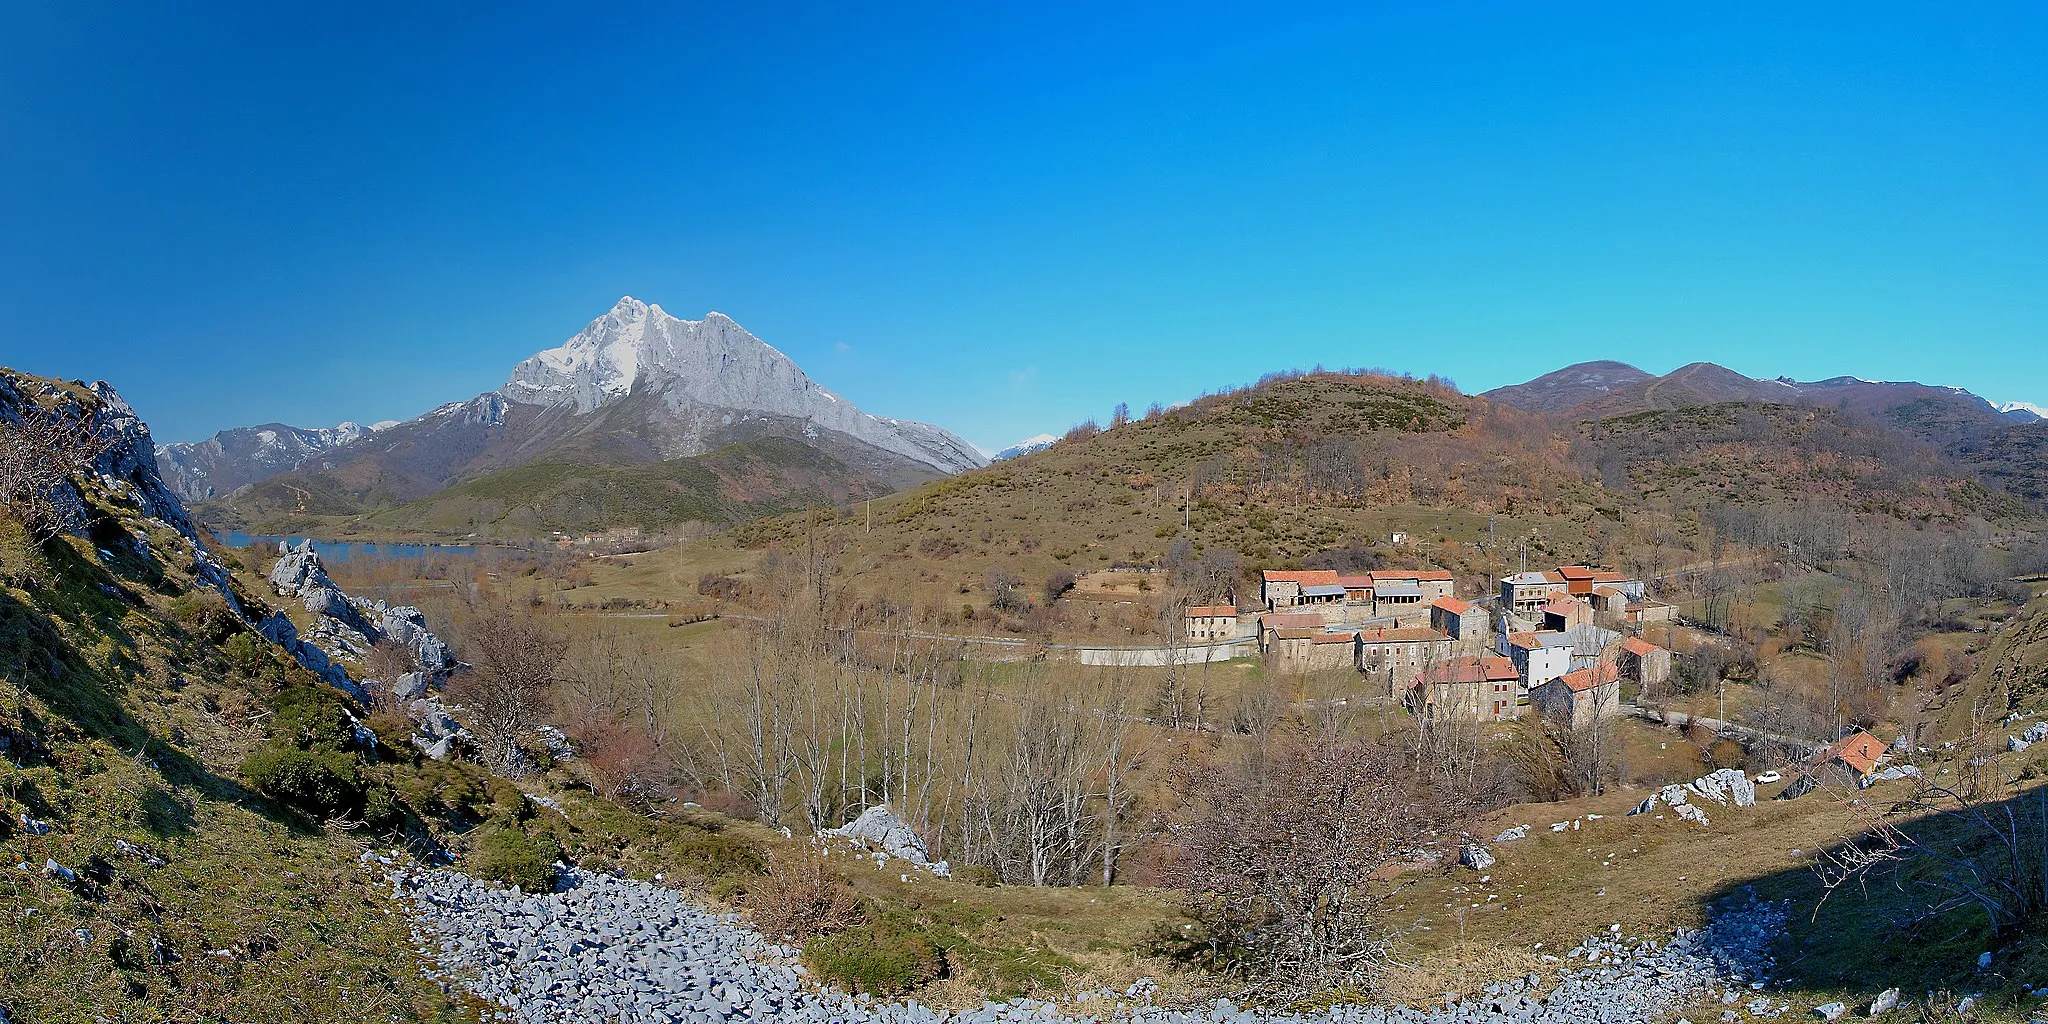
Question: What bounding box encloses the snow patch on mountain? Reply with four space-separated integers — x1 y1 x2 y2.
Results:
991 433 1060 461
1998 401 2047 422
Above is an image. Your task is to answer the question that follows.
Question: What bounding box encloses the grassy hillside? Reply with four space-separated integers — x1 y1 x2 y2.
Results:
355 437 890 539
205 437 897 541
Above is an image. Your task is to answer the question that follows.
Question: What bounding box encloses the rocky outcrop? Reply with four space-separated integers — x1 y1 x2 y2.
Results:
267 540 453 677
825 805 950 877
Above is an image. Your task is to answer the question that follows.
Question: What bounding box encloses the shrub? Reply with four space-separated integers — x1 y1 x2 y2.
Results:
269 686 356 752
745 849 863 941
242 743 364 819
169 590 238 643
222 632 262 675
802 917 944 996
954 865 1000 888
469 821 561 891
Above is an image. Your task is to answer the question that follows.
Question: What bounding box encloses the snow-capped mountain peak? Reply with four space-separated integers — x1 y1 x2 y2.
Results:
500 298 985 474
1997 400 2047 423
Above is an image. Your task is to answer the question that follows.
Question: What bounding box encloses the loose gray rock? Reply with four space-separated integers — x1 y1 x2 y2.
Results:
389 867 1791 1024
1814 1001 1846 1020
1868 988 1900 1015
1459 844 1495 871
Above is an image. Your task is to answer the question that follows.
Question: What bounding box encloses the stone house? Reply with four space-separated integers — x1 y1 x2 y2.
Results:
1617 636 1672 689
1501 571 1569 617
1261 570 1340 610
1269 628 1360 673
1541 595 1594 632
1356 626 1458 696
1408 655 1522 722
1257 612 1325 653
1429 596 1491 652
1535 663 1622 725
1184 605 1243 642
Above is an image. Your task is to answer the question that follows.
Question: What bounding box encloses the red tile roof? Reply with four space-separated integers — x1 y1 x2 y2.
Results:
1263 570 1341 585
1556 566 1596 580
1262 612 1324 630
1421 655 1519 684
1620 637 1663 657
1336 575 1374 589
1186 605 1238 618
1373 569 1453 582
1543 596 1589 615
1505 631 1544 649
1431 596 1475 615
1592 585 1623 599
1558 664 1620 692
1357 627 1448 643
1821 731 1887 775
1591 570 1630 583
1310 632 1359 645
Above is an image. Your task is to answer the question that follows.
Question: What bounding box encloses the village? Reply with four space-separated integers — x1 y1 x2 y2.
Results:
1180 563 1909 792
1181 563 1676 722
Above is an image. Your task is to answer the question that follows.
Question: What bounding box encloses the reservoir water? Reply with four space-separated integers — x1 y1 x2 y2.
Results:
220 532 481 563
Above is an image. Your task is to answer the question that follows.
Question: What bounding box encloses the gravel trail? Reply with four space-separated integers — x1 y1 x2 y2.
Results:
392 867 1789 1024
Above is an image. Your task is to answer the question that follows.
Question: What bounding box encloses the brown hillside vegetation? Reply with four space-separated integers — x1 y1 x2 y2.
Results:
692 371 2034 635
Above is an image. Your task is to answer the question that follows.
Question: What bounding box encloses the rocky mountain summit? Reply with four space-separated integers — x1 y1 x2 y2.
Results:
502 297 983 474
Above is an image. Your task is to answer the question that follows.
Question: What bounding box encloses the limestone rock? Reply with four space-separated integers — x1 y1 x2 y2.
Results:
827 805 951 877
1688 768 1755 808
1460 844 1496 871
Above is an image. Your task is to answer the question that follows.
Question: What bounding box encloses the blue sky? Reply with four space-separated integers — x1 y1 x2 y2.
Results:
2 2 2044 450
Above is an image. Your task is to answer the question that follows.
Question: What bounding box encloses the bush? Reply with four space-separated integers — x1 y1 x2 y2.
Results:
469 821 561 891
170 590 239 643
269 685 356 752
802 917 944 996
242 743 364 819
745 849 863 941
954 865 1000 888
222 632 263 675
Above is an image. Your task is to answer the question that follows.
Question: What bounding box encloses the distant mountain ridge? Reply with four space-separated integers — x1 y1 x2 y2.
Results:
195 298 986 538
156 420 385 501
1483 360 2048 508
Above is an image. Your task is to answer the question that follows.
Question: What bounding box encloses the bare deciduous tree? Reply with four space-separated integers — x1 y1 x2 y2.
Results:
0 397 113 542
1167 734 1453 999
450 609 568 777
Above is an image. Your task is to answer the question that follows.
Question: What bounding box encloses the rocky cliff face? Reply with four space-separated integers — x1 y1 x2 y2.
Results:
156 421 383 501
503 297 985 475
